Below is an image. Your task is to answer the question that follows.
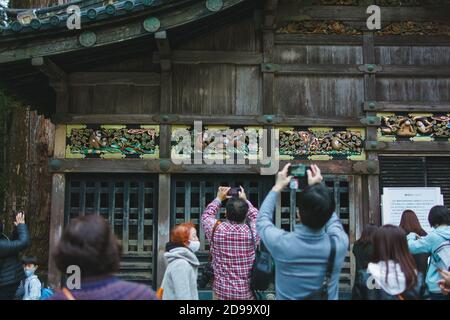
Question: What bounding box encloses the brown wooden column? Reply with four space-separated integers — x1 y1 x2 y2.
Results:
155 30 172 287
47 124 67 288
156 174 171 287
262 0 278 115
48 174 65 288
363 32 381 225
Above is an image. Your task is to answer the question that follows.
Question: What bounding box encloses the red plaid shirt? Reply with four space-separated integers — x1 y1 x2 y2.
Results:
201 198 260 300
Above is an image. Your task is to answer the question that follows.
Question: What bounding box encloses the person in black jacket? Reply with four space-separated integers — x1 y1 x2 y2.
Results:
0 211 29 300
352 224 378 299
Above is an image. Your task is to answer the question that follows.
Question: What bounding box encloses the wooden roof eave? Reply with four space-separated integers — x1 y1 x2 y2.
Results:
0 0 251 65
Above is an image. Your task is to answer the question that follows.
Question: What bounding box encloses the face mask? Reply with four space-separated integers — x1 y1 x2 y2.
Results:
188 240 200 253
24 267 37 278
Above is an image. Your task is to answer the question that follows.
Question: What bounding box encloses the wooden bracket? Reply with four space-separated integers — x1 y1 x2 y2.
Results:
152 114 179 123
365 141 388 151
358 64 382 74
364 101 378 111
256 114 279 124
261 63 280 73
352 160 379 175
360 116 380 126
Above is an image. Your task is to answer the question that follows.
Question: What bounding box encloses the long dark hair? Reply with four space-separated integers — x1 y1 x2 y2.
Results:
399 210 427 237
371 225 418 290
355 224 378 246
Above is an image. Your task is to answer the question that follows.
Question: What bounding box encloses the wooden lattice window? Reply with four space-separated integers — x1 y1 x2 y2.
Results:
65 174 157 286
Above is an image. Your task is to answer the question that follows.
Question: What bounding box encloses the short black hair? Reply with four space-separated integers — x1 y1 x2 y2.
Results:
225 198 249 223
428 205 450 227
22 256 38 265
297 183 335 230
53 215 121 278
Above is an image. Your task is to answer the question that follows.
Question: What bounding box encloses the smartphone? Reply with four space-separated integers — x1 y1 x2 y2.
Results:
288 164 310 189
227 187 240 198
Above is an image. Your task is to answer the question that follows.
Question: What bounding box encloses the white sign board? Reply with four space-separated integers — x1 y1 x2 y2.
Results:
382 187 443 234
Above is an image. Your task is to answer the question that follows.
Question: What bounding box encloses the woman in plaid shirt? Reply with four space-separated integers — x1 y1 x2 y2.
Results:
201 186 259 300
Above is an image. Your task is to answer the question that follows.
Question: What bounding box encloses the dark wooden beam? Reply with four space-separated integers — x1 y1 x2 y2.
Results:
275 34 364 45
261 63 450 76
366 141 450 152
275 34 450 46
374 35 450 46
68 72 161 86
51 113 364 126
276 5 450 23
380 65 450 77
364 101 450 112
48 158 376 175
153 50 263 65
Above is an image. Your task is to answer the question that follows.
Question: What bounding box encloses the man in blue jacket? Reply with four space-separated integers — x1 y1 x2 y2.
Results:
257 163 349 300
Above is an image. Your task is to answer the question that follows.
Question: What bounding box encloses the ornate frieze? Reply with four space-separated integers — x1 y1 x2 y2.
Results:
278 127 365 160
171 125 261 161
378 113 450 141
66 125 159 159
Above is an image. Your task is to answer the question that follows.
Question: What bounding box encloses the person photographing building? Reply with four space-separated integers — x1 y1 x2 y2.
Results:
256 163 349 300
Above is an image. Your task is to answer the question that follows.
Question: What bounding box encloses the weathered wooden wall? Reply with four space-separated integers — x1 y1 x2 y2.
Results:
2 106 54 283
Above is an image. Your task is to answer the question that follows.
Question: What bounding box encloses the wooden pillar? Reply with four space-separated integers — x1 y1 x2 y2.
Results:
48 174 65 288
262 0 278 115
47 124 66 288
155 30 172 287
363 32 381 225
156 173 171 288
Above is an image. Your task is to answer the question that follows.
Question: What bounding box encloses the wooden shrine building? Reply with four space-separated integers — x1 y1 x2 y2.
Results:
0 0 449 298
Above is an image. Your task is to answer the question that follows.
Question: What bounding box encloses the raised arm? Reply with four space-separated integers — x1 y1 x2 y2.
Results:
201 187 230 240
407 232 434 254
0 213 29 258
257 164 293 254
325 212 349 251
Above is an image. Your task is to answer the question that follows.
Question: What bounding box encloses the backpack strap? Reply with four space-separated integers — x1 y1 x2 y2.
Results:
321 235 336 297
245 219 257 252
208 220 221 261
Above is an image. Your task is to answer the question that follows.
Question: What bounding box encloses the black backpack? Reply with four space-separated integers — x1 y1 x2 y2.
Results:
246 220 275 293
199 220 221 288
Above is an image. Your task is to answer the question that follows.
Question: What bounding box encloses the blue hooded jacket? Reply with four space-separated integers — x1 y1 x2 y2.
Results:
407 226 450 293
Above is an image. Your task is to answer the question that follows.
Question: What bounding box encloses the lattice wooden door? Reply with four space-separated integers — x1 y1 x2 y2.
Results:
65 174 157 286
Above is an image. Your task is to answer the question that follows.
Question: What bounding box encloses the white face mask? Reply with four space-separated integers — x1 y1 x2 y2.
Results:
188 240 200 253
